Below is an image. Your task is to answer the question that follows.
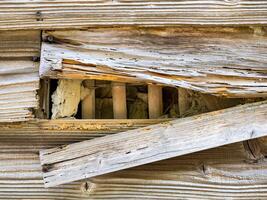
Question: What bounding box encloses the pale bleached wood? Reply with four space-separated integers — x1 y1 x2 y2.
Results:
148 84 163 118
40 27 267 97
0 0 267 30
112 82 127 119
82 80 95 119
1 120 267 199
40 100 267 187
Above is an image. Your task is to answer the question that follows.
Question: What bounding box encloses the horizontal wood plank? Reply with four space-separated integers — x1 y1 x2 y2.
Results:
40 100 267 187
40 27 267 97
1 121 267 199
0 30 40 58
1 0 267 30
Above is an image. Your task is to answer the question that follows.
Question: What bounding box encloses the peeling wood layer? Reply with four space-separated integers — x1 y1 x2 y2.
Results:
0 128 267 199
40 100 267 187
40 27 267 98
0 0 267 30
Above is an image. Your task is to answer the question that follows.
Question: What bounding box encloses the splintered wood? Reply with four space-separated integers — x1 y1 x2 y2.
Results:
40 27 267 98
40 100 267 187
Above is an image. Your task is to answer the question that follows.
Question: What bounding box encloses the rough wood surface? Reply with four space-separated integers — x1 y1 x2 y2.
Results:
0 0 267 30
0 30 40 58
40 27 267 97
0 30 40 122
0 124 267 199
0 61 39 122
40 100 267 187
0 119 267 199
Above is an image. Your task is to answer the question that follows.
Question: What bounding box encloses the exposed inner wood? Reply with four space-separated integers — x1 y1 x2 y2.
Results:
40 27 267 97
112 82 127 119
148 84 163 118
81 80 95 119
1 0 267 30
51 79 82 119
40 100 267 187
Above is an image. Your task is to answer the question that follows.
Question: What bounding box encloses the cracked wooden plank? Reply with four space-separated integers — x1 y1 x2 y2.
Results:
40 27 267 98
40 100 267 187
0 0 267 30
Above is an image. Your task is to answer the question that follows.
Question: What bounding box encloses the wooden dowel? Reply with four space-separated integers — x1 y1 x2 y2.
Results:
148 84 163 119
82 80 95 119
112 82 127 119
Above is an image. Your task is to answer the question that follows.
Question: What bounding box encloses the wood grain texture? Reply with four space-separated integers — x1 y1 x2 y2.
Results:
0 0 267 30
0 30 40 122
40 27 267 97
0 119 267 199
0 30 40 58
0 61 39 122
40 100 267 187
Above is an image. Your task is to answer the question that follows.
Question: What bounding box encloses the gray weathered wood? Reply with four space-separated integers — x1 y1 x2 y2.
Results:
1 119 267 199
40 27 267 97
40 100 267 187
1 0 267 30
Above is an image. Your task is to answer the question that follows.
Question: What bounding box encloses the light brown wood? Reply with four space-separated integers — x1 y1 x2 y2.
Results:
40 27 267 97
0 1 267 30
148 84 163 118
40 100 267 187
0 121 267 199
112 82 127 119
0 30 40 58
82 80 95 119
0 30 40 122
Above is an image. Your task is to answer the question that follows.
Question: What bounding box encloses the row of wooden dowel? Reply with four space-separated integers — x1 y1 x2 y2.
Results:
81 80 164 119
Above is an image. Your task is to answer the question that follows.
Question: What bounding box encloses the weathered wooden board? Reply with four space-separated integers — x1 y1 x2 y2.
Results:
40 100 267 187
0 30 40 122
0 61 39 122
0 30 40 58
0 0 267 30
40 27 267 97
1 119 267 199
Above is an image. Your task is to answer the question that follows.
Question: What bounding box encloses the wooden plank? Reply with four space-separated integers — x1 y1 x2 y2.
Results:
0 0 267 30
1 122 267 199
40 100 267 187
0 119 168 200
0 30 40 58
0 30 40 122
40 27 267 97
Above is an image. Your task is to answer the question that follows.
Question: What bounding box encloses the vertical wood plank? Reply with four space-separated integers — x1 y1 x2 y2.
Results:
82 80 95 119
148 84 163 119
112 82 127 119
